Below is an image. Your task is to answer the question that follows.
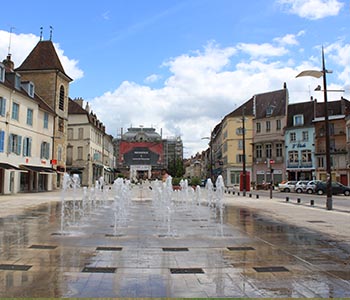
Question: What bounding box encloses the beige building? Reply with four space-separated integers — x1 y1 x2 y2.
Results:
0 57 56 194
15 40 73 188
67 98 115 187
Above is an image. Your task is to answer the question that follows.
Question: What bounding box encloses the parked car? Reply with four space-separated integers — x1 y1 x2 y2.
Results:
278 181 297 192
294 181 310 193
315 181 350 196
305 180 322 194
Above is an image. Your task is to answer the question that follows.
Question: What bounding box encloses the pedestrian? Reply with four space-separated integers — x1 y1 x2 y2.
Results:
161 169 169 182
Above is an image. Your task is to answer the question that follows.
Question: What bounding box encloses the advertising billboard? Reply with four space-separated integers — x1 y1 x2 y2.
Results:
119 142 164 165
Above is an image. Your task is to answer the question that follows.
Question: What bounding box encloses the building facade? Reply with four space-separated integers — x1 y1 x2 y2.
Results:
0 57 56 194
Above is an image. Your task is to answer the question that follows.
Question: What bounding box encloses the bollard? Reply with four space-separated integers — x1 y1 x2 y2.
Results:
297 198 301 204
237 192 240 196
310 199 314 206
256 194 259 199
228 190 231 194
249 193 252 198
286 196 289 202
232 191 235 195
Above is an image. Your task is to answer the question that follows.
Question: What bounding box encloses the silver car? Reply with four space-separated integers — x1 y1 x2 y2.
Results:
305 180 322 194
278 181 297 192
294 180 310 193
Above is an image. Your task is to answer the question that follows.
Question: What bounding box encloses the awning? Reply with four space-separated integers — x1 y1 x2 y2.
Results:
19 165 56 174
0 163 22 170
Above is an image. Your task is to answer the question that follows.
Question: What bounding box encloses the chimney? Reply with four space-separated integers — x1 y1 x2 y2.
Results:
85 102 90 113
74 97 84 107
283 82 287 89
2 54 14 71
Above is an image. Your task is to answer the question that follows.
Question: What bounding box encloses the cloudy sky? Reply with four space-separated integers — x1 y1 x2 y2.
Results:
1 0 349 156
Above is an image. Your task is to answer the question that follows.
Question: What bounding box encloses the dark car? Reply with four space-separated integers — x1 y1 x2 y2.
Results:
315 181 350 196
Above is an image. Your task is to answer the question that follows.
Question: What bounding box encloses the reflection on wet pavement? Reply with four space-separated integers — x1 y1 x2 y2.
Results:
0 199 349 297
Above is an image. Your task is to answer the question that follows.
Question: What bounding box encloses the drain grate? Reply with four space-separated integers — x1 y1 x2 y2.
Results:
0 264 32 271
29 245 57 250
253 266 289 273
162 247 189 252
307 220 326 223
96 247 122 251
82 267 117 273
105 234 124 237
170 268 204 274
227 246 255 251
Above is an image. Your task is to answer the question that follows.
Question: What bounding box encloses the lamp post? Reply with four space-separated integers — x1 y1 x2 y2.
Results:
296 46 332 210
201 136 213 181
242 107 247 196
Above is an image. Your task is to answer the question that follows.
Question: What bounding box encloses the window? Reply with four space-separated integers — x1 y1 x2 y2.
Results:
236 127 244 135
293 114 304 126
68 128 73 140
78 146 83 160
57 146 62 161
301 150 311 162
9 134 22 155
256 144 262 158
0 130 5 152
256 122 261 133
59 86 65 110
67 146 73 165
26 108 33 126
15 74 21 90
40 142 50 159
290 132 296 142
43 112 49 129
0 97 6 116
288 151 298 163
265 144 272 158
329 123 335 135
0 64 4 82
12 102 19 120
276 143 283 157
302 131 309 141
236 154 245 163
266 121 271 132
266 106 274 117
276 119 281 131
23 137 32 157
238 140 243 150
78 128 84 139
318 157 324 168
29 82 34 97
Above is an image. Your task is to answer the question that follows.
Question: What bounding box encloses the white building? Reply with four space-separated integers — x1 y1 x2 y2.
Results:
0 57 56 194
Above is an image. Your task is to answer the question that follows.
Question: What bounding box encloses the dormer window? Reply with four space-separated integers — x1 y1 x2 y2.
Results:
21 81 35 98
293 114 304 126
0 63 5 83
15 74 21 90
266 105 275 117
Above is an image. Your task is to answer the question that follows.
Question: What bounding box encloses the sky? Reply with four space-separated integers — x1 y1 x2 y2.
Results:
1 0 350 157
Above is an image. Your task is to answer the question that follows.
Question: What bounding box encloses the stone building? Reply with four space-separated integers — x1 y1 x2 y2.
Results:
15 40 73 188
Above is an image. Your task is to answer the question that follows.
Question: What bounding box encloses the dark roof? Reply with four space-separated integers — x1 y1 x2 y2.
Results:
315 97 350 118
225 97 254 119
286 101 315 128
68 98 87 114
254 88 288 119
15 40 72 81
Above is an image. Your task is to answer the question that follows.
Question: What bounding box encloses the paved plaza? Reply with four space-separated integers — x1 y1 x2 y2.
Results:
0 186 349 297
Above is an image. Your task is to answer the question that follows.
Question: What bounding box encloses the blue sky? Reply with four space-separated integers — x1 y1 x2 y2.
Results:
1 0 349 156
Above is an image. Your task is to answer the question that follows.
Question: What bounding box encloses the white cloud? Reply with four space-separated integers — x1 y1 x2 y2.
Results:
144 74 162 83
274 31 305 46
277 0 344 20
237 43 288 58
0 30 83 80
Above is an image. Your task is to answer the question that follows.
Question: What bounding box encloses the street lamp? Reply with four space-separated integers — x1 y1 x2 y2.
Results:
242 107 247 196
201 136 213 181
296 46 332 210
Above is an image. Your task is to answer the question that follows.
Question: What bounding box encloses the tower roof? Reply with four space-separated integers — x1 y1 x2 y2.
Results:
15 40 72 81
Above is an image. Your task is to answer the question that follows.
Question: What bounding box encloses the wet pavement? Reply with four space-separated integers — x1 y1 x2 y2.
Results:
0 188 349 297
